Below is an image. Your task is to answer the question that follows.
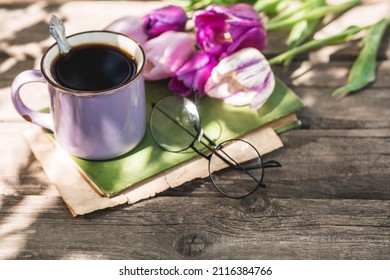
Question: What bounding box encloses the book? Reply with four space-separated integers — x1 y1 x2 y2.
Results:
24 78 304 216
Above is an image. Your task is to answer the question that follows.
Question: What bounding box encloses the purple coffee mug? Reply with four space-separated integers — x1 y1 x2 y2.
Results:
11 31 146 160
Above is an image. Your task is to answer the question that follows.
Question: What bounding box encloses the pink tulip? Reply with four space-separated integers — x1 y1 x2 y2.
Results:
143 31 195 81
169 52 218 96
143 5 187 38
205 48 275 110
194 4 266 58
104 16 148 44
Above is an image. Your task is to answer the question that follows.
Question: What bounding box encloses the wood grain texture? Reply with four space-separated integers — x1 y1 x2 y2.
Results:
1 196 389 259
0 0 389 260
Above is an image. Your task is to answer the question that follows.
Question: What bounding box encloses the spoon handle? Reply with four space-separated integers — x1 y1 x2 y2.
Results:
49 15 71 54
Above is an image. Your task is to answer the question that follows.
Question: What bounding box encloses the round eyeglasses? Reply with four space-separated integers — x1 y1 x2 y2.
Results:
149 94 281 199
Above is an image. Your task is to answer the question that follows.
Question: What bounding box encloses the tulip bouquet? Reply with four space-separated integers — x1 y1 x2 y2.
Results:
105 0 389 109
105 4 276 109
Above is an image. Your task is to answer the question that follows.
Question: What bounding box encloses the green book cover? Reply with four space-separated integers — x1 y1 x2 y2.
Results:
66 78 304 197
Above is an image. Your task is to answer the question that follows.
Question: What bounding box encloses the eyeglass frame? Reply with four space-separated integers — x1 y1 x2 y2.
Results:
149 91 281 199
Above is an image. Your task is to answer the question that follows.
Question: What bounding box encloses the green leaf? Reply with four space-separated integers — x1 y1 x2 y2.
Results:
283 0 326 68
267 0 319 24
265 0 361 31
332 18 390 96
254 0 290 14
268 25 366 65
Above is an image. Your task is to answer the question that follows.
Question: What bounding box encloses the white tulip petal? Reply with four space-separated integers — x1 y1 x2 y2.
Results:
249 72 275 109
224 91 257 106
235 63 267 89
206 81 232 99
217 48 264 76
205 47 275 109
249 93 271 109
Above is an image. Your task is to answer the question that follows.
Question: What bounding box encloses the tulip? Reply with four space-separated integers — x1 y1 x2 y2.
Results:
143 31 196 81
169 52 218 97
104 16 148 44
205 48 275 110
143 5 187 38
194 4 266 58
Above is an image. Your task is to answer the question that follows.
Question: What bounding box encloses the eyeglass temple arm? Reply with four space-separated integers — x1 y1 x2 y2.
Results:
243 160 282 170
188 132 282 171
197 120 281 171
264 160 282 168
190 144 211 160
239 159 281 189
192 88 201 106
194 122 277 183
213 147 266 184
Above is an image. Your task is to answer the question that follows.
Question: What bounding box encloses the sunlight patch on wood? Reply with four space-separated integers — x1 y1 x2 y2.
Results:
0 188 57 259
0 2 47 41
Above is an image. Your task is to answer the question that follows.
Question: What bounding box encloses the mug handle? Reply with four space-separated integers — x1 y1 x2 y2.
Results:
11 70 54 131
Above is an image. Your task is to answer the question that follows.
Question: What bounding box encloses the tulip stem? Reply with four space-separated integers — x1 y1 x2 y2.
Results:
254 0 289 14
268 24 369 65
267 0 318 24
265 0 361 31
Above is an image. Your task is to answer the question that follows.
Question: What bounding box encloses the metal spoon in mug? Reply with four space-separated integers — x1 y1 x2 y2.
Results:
49 15 71 55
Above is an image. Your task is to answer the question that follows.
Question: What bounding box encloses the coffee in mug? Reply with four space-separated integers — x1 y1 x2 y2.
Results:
52 43 137 91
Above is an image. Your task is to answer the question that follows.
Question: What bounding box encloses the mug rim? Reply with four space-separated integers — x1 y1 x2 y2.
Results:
41 30 146 96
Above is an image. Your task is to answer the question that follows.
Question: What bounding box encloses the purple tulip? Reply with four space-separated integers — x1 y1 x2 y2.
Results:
205 48 275 110
143 31 195 81
169 52 218 97
104 16 148 44
143 5 187 38
194 4 266 58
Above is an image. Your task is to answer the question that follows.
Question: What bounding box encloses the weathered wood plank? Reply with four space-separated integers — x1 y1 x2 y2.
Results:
1 196 388 259
165 129 390 200
269 129 390 199
0 122 56 196
273 60 390 88
295 87 390 129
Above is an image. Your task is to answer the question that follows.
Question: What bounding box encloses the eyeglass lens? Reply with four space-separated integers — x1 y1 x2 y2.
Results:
150 95 201 152
209 139 264 198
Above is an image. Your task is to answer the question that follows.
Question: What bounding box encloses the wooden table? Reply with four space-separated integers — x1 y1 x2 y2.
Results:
1 1 389 260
